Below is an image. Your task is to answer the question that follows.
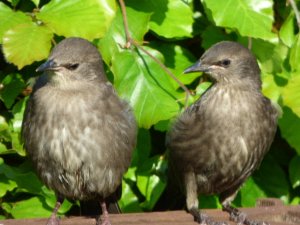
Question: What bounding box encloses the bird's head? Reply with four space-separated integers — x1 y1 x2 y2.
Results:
184 41 261 89
36 37 106 84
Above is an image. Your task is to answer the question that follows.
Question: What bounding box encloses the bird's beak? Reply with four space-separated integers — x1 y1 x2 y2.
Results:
184 60 209 74
36 59 58 72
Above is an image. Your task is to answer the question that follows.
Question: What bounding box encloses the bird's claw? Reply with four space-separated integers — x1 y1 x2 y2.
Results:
228 209 269 225
46 216 60 225
191 210 228 225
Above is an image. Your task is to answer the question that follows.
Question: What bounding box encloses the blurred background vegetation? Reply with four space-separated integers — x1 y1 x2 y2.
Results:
0 0 300 219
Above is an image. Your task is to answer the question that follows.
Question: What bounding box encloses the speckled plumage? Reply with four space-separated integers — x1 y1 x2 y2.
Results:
22 38 137 225
167 41 278 225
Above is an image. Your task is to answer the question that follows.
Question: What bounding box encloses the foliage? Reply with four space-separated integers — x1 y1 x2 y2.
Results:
0 0 300 219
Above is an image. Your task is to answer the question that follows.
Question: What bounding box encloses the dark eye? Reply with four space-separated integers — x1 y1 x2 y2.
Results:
64 63 79 71
220 59 231 67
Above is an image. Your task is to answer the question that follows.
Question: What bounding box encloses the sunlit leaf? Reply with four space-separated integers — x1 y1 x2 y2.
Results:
202 0 276 40
10 197 52 218
3 23 53 69
290 33 300 72
279 12 295 47
98 6 150 65
0 2 31 43
111 48 180 128
37 0 116 40
281 74 300 118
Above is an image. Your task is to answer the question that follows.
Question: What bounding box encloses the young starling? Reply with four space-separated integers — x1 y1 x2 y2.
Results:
22 38 137 225
167 41 278 225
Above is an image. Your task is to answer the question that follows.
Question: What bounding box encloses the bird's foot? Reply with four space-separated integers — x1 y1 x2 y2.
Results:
224 205 269 225
46 215 60 225
190 207 228 225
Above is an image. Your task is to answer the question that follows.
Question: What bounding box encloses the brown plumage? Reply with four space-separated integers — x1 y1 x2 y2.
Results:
22 37 137 225
167 41 278 225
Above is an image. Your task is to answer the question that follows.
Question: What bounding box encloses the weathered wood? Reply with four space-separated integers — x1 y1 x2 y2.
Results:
1 199 300 225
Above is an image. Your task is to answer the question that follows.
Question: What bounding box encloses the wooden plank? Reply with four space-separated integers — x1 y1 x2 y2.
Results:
1 199 300 225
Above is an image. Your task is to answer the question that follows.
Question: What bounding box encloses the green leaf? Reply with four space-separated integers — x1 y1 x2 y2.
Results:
149 42 198 88
261 73 281 102
111 48 180 128
202 0 276 40
289 156 300 189
0 174 17 197
12 98 27 133
31 0 40 7
0 143 8 154
98 6 151 65
37 0 116 40
279 107 300 155
119 179 142 212
0 160 43 194
3 23 53 69
137 155 167 210
6 0 21 7
0 2 31 43
0 115 9 132
239 177 267 207
10 197 52 218
253 154 289 200
251 39 288 73
279 12 295 47
281 74 300 118
290 33 300 72
41 186 72 214
129 0 193 39
201 25 235 49
0 73 25 109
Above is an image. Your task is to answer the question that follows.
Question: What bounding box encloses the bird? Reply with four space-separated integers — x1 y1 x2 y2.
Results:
166 41 278 225
21 37 137 225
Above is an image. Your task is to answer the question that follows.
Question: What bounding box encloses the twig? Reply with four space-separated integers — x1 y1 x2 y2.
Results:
118 0 192 108
288 0 300 28
118 0 132 48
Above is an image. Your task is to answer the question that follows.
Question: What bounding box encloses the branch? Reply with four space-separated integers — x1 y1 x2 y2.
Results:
288 0 300 29
118 0 192 108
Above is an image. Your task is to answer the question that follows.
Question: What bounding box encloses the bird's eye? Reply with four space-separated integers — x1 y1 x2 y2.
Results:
64 63 79 71
220 59 231 67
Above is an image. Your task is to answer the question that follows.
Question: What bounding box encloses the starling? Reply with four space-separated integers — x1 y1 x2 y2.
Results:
166 41 278 225
22 37 137 225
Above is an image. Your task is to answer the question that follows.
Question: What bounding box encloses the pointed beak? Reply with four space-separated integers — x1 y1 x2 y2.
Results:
184 60 209 74
36 59 58 72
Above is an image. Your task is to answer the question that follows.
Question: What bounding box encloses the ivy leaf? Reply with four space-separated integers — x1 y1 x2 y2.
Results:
0 2 31 43
3 23 53 69
37 0 116 40
111 48 180 128
202 0 276 40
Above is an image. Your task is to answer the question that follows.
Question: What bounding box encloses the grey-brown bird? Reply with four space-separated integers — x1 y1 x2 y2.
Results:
167 41 278 225
22 37 137 225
